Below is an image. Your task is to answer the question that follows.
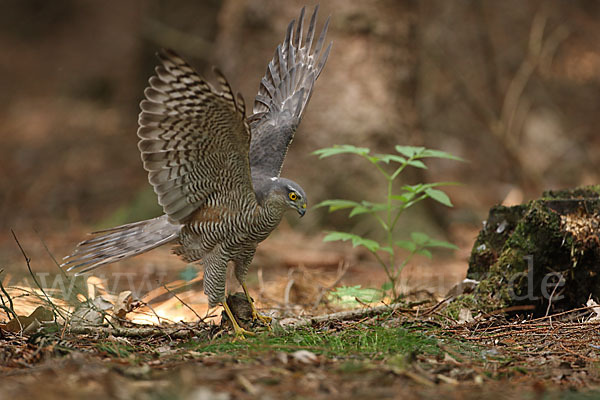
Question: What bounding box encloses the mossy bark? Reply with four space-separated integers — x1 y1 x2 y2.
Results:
467 185 600 315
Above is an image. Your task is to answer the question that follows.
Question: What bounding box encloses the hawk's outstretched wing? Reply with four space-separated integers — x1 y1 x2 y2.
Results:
138 50 255 223
248 6 332 178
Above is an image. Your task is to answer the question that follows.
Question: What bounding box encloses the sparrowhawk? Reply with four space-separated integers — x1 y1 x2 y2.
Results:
62 6 331 337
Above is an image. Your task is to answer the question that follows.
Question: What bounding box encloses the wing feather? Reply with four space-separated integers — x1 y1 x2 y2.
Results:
248 5 332 178
138 49 255 224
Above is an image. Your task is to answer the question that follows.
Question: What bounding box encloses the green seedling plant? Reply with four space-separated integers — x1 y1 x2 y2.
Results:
313 145 463 301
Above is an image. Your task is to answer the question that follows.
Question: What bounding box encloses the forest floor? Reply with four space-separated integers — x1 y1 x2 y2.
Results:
3 228 600 399
3 305 600 400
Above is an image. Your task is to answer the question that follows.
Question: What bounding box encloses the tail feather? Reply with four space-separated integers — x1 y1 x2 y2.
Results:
61 215 180 275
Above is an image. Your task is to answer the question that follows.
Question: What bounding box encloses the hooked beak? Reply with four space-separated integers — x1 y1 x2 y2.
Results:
298 203 307 217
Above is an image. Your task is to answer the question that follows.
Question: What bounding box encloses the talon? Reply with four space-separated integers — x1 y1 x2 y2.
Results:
222 300 255 339
232 326 255 341
242 282 272 330
253 311 273 330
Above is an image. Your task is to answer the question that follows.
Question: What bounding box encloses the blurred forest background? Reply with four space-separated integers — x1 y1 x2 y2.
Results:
1 0 600 295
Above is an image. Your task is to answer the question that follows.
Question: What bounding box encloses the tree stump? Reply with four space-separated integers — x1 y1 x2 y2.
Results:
467 186 600 315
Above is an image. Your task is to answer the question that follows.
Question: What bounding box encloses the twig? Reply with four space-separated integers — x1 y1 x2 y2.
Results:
35 230 88 298
257 267 265 297
0 297 12 321
283 268 295 307
545 273 564 318
236 374 258 396
34 229 68 280
139 300 163 325
481 305 535 318
116 303 174 341
281 302 417 329
66 324 205 339
440 11 568 192
31 231 123 330
473 1 501 110
530 305 597 323
11 229 67 321
0 270 21 330
398 370 435 387
162 284 205 322
422 296 451 316
33 231 117 330
6 286 72 318
312 260 351 309
0 270 16 317
36 231 98 330
558 342 599 363
499 13 545 144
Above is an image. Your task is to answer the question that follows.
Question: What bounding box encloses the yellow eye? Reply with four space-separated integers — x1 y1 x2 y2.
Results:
289 192 298 201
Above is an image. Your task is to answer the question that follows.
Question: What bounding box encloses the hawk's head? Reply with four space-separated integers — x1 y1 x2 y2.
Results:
268 177 307 217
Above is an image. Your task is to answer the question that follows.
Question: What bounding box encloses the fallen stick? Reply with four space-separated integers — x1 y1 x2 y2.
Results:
66 324 207 339
64 302 428 338
280 302 425 328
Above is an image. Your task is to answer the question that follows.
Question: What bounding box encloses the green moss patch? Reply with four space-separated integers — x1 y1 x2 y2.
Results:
467 186 600 315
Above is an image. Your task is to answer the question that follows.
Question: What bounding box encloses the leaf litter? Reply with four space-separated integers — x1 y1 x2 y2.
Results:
4 295 600 399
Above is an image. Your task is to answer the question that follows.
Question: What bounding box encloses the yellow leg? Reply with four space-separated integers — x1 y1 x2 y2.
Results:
241 282 272 330
222 301 255 339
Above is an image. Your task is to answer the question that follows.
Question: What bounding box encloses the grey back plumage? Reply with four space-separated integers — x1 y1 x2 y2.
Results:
248 6 332 178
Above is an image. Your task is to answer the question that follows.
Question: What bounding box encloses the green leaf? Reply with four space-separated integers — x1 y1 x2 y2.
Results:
402 196 428 210
424 239 459 250
391 193 415 203
395 240 417 252
410 232 430 245
380 246 394 255
314 199 361 211
348 205 371 217
345 201 386 217
393 189 429 210
403 182 460 194
367 155 382 163
381 281 393 291
416 248 433 259
395 146 465 162
424 188 453 207
374 154 407 164
328 285 384 306
402 184 424 193
395 145 425 158
362 201 387 211
315 200 388 217
425 181 462 188
323 232 381 253
312 145 370 159
420 149 466 162
406 160 427 169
